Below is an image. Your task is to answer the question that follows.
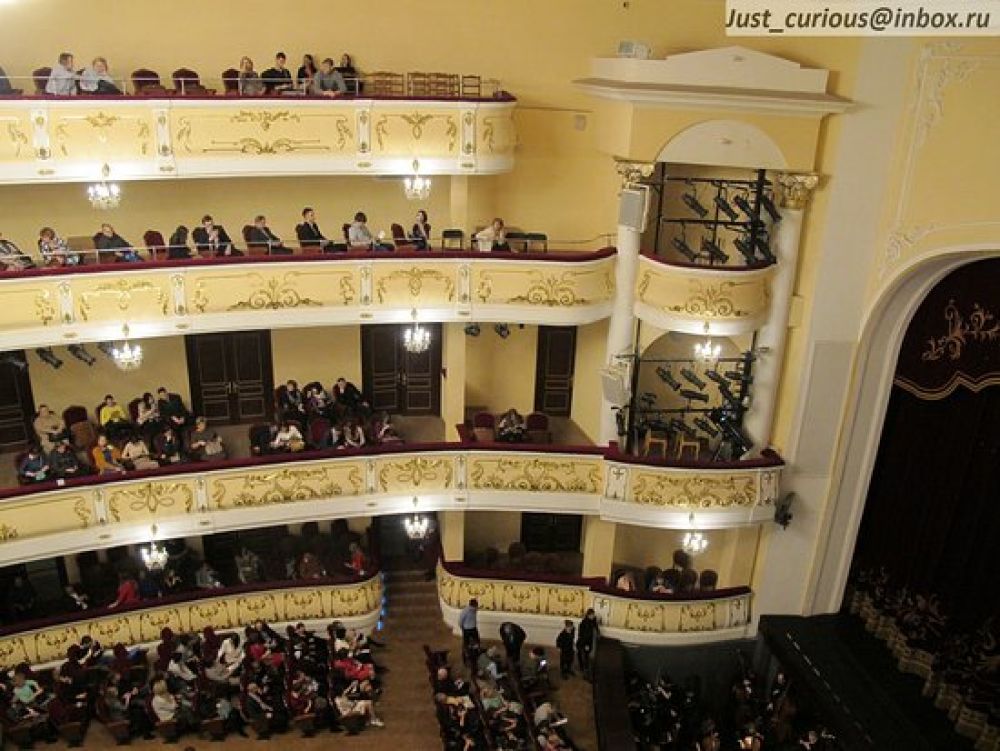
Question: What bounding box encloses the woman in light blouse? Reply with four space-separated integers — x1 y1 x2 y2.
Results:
238 56 266 96
33 404 66 453
38 227 80 266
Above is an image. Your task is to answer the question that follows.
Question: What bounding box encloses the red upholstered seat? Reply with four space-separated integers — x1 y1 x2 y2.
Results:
172 68 214 95
143 230 165 261
308 417 331 449
472 412 495 443
131 68 168 95
221 68 239 94
526 412 551 443
32 67 51 94
391 223 416 250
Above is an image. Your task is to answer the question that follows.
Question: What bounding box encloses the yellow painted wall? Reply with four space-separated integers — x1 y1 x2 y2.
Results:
270 325 362 390
612 523 759 588
464 325 539 415
464 511 523 555
441 323 467 440
27 336 191 414
570 320 609 443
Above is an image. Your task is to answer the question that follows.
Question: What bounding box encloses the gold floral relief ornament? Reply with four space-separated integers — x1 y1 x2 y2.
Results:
776 173 819 210
615 159 655 191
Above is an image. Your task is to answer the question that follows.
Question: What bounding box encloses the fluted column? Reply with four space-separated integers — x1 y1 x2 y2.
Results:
599 160 655 445
743 173 819 453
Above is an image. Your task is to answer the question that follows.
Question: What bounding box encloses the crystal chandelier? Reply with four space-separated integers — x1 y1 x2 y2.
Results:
403 309 430 354
403 159 431 201
404 514 431 540
87 163 122 210
693 321 721 363
141 541 169 570
682 513 708 555
111 324 143 370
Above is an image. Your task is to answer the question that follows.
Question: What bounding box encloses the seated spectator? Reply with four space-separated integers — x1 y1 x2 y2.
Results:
136 391 164 438
523 646 550 687
678 567 699 594
348 211 392 250
50 440 82 479
296 207 334 251
62 584 89 611
475 217 510 252
153 427 183 464
297 551 325 579
99 394 132 441
151 678 197 730
280 379 306 418
157 387 192 432
192 215 239 257
0 232 36 270
615 569 636 591
38 226 80 266
334 680 384 728
80 56 122 94
121 436 159 470
166 225 194 259
237 56 266 96
9 575 37 618
296 53 317 91
235 547 262 584
189 416 226 460
305 383 333 416
248 214 291 254
344 419 365 449
261 51 293 93
195 561 223 589
270 420 305 452
373 412 402 444
649 574 672 594
95 223 141 262
410 209 431 249
333 377 368 416
18 444 50 483
92 434 126 475
497 408 526 443
33 404 67 452
138 569 162 600
336 53 361 95
45 52 78 95
312 57 346 96
347 542 367 576
108 571 140 609
12 669 47 708
476 646 505 682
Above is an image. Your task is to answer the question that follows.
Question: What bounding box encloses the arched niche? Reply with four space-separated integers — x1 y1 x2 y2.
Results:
809 246 1000 614
657 120 788 171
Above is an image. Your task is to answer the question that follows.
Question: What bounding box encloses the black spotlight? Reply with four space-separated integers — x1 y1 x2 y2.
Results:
464 323 481 337
494 323 511 339
761 192 782 223
682 184 709 218
680 368 706 390
35 347 63 369
701 238 729 264
713 192 739 222
68 344 96 366
656 366 681 391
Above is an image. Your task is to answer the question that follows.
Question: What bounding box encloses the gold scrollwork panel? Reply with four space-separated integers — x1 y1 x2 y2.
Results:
375 455 456 495
48 108 156 159
456 580 497 610
0 283 61 330
372 110 459 155
0 492 93 543
138 608 184 642
73 274 173 323
480 112 515 155
629 471 759 508
171 107 353 156
236 593 282 624
187 600 236 633
209 462 365 510
0 635 33 667
283 589 326 621
499 583 542 614
0 110 33 163
437 567 460 607
474 264 614 308
545 587 589 618
678 603 718 633
468 454 603 494
190 267 358 314
372 265 457 307
635 261 773 323
105 479 197 524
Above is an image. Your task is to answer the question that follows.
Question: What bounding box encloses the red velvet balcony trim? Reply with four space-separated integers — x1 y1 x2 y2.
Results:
0 569 381 639
0 247 617 281
0 93 517 104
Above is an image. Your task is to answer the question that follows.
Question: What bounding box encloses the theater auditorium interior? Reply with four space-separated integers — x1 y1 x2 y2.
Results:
0 2 995 750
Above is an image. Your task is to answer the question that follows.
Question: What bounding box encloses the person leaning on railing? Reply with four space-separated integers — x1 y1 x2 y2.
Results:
312 57 347 97
80 57 122 95
38 226 80 266
0 232 36 270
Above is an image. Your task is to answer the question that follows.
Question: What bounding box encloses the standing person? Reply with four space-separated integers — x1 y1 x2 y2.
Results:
458 599 480 654
556 620 576 679
499 621 526 667
576 608 599 679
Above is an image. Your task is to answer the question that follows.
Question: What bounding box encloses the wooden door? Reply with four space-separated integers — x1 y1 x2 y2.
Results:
521 513 583 553
534 326 577 416
362 324 442 415
0 353 35 448
186 331 274 424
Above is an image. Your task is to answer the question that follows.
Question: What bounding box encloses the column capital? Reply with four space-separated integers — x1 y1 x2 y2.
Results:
776 173 820 209
614 158 656 190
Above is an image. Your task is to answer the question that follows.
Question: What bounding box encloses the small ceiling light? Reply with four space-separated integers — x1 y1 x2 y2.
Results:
111 324 142 370
682 513 708 555
403 309 430 354
693 322 721 364
403 159 431 201
87 163 122 210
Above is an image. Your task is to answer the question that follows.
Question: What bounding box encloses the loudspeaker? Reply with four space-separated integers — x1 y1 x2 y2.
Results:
619 186 649 232
600 367 629 405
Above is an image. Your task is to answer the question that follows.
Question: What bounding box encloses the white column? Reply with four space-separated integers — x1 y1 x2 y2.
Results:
599 161 653 445
743 173 818 453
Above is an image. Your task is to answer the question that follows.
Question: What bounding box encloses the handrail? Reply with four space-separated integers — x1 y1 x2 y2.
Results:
639 249 775 272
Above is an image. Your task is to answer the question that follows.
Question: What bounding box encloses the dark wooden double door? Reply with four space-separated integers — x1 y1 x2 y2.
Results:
521 513 582 553
0 352 35 448
362 324 442 415
186 331 274 424
534 326 577 416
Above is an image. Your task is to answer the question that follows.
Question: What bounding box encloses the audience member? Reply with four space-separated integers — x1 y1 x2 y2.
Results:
189 417 226 460
18 444 50 483
280 380 306 419
33 404 66 452
312 57 346 96
50 440 82 479
192 215 238 257
195 561 223 589
92 434 126 475
108 572 140 608
166 225 194 259
296 207 334 250
497 408 526 443
45 52 78 95
333 377 368 415
99 394 132 441
235 547 262 584
459 599 480 653
153 427 184 464
261 51 293 93
136 391 163 438
9 576 37 618
270 420 305 452
296 53 317 90
344 419 365 448
95 223 141 262
475 217 510 252
238 56 266 96
38 226 80 266
336 53 360 95
122 435 159 470
410 209 431 250
556 620 576 679
576 608 599 678
248 214 291 254
63 583 89 611
80 57 122 94
157 388 192 432
0 232 36 270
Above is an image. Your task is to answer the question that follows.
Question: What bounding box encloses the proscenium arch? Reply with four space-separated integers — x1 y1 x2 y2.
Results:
808 245 1000 615
656 120 788 170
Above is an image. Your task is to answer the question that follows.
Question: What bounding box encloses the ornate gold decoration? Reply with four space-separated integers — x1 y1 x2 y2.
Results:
776 173 819 210
78 279 168 322
615 159 655 190
85 112 120 130
73 497 92 529
373 113 458 151
469 457 601 494
107 482 194 521
502 584 541 613
679 603 717 632
546 587 587 617
333 117 352 150
35 289 56 325
624 602 665 631
204 137 329 155
378 457 454 492
476 268 609 307
375 267 455 304
230 110 301 130
664 279 749 318
630 472 758 508
921 299 1000 362
6 121 28 157
211 465 363 509
0 524 18 541
226 272 325 311
462 111 475 154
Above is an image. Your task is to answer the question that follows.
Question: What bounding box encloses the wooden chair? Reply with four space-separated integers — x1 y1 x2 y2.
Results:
461 75 482 98
676 435 701 460
131 68 168 95
406 72 431 97
441 229 464 249
66 234 96 265
472 412 495 443
526 412 551 443
391 223 417 250
367 71 405 97
143 230 166 261
221 68 240 95
172 68 214 95
32 67 52 94
243 225 269 255
644 430 668 459
505 231 529 253
526 232 549 253
428 73 459 98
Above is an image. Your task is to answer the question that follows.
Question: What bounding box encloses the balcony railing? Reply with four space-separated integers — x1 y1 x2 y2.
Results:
0 571 383 666
0 248 618 348
0 440 783 566
437 560 752 645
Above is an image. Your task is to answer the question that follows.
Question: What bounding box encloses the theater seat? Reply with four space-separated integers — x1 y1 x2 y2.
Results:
143 230 165 261
172 68 214 96
32 67 51 94
472 412 495 443
526 412 551 443
131 68 168 96
441 229 464 249
221 68 239 95
391 223 417 250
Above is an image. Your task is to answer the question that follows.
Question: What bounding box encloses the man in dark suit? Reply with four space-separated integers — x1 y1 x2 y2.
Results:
248 214 292 255
192 215 241 257
295 207 334 251
156 387 192 433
